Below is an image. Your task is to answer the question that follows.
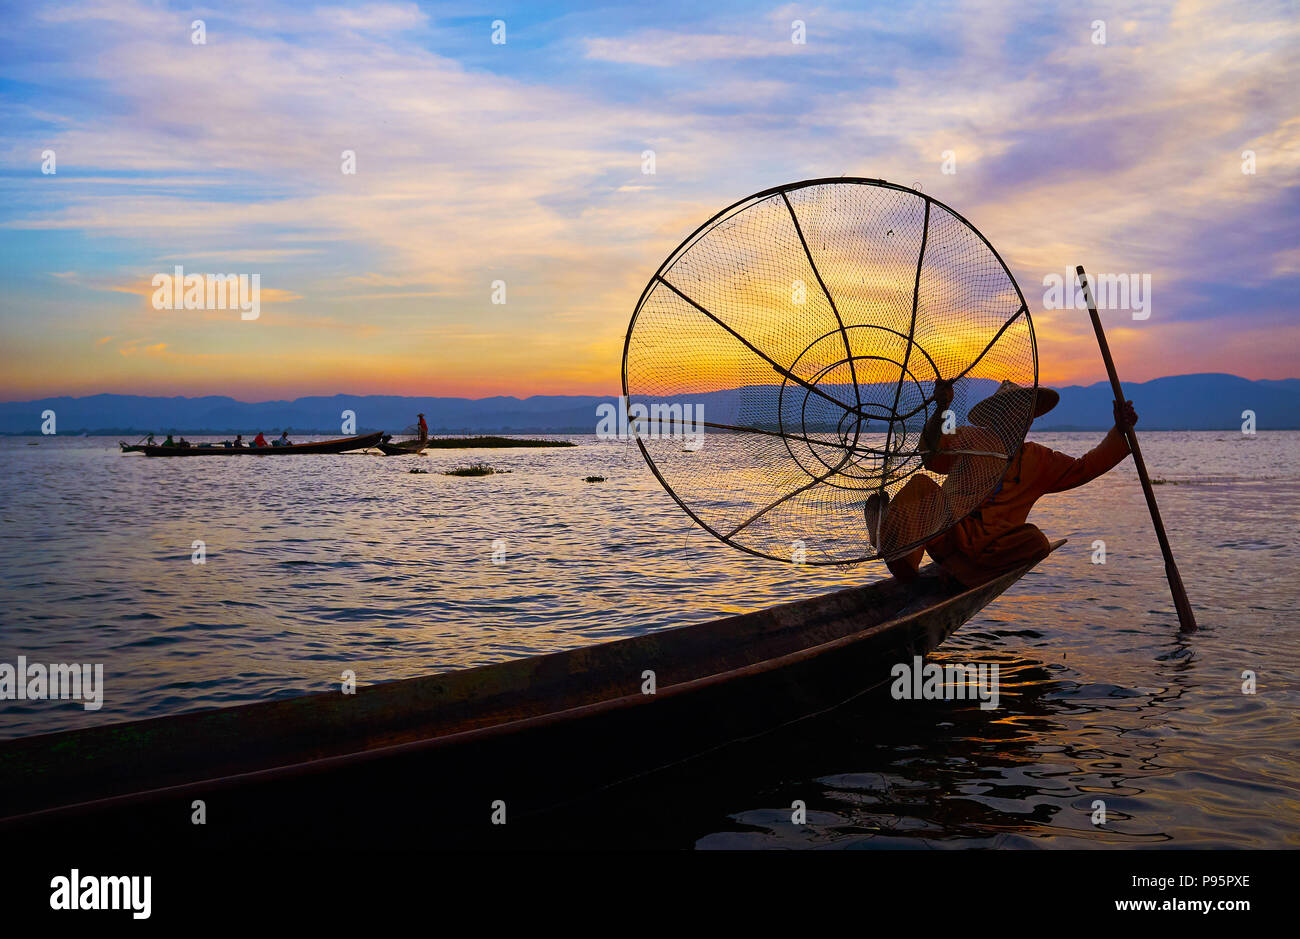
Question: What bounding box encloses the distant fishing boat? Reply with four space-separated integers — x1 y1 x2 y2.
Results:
134 431 384 457
376 435 429 456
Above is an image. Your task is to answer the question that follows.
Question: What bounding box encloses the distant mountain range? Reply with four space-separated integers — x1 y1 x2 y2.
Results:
1 373 1295 434
1038 374 1297 431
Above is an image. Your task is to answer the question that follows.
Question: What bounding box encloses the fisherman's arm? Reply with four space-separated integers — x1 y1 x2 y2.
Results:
920 378 957 472
1042 400 1136 493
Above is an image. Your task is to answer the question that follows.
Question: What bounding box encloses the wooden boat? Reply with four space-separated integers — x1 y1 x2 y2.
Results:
376 435 429 456
0 541 1062 845
118 441 148 453
134 431 384 457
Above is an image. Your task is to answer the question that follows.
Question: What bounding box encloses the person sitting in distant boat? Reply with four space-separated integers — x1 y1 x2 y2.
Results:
417 413 428 442
867 378 1136 588
232 434 245 448
162 434 176 447
253 431 268 448
273 431 292 447
178 437 192 448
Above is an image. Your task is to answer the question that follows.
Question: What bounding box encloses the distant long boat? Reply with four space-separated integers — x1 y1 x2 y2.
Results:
133 431 384 457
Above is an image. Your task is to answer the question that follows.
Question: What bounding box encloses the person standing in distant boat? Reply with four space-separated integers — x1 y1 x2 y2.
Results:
417 413 428 442
868 378 1136 588
253 431 268 448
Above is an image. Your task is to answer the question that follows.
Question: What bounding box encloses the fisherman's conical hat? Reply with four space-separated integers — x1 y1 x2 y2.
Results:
968 380 1059 427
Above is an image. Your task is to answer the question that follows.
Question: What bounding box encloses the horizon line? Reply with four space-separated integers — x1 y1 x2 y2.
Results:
2 371 1296 405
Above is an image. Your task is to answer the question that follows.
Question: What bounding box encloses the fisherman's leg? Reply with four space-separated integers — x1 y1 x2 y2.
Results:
877 475 947 581
938 523 1050 589
885 547 927 583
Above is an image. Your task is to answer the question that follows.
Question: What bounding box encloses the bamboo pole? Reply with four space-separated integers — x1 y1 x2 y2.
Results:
1076 265 1197 633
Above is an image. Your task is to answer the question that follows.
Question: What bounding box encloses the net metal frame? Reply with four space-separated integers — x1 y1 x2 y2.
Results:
622 177 1039 566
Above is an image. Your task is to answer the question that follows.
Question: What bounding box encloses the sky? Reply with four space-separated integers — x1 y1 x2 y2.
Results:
0 0 1296 401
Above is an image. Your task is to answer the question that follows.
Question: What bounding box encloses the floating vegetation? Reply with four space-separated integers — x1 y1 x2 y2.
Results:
425 436 574 449
584 476 606 483
408 468 429 474
444 463 510 477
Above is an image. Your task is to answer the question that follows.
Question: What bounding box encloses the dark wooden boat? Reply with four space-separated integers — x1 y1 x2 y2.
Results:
135 431 384 457
376 435 429 455
0 541 1062 846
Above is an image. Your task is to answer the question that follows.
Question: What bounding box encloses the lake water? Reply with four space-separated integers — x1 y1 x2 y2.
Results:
0 431 1296 848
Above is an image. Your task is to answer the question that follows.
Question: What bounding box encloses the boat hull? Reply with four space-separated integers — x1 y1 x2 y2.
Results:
377 438 429 455
136 431 384 456
0 542 1062 845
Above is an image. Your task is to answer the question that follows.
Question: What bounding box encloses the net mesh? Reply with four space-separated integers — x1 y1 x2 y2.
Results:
622 179 1037 565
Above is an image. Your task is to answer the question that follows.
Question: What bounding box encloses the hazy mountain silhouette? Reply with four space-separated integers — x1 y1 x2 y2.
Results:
1 373 1294 434
1035 373 1294 431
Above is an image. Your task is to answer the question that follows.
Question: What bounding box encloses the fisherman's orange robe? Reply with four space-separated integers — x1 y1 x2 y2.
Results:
918 426 1132 587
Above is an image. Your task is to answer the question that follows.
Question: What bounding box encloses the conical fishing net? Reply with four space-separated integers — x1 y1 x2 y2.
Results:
622 178 1038 565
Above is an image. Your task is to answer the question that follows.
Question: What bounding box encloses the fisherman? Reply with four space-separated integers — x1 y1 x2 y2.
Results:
253 431 268 448
417 412 428 442
233 434 245 448
273 430 292 447
869 378 1136 587
162 434 175 447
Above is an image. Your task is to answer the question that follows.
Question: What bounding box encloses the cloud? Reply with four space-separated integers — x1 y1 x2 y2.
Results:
100 277 301 307
0 0 1296 398
117 339 168 357
584 30 810 67
309 3 428 33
